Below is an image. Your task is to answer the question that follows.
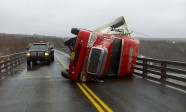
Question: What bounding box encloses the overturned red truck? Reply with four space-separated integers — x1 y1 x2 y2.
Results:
62 16 140 82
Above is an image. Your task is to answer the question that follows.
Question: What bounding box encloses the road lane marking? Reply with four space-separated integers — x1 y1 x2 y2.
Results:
76 83 104 112
55 54 68 69
55 52 113 112
81 83 113 112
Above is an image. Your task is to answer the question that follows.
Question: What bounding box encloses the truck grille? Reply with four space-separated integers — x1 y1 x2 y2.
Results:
87 47 105 75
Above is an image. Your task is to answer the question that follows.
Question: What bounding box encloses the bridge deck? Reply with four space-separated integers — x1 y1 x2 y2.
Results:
0 50 185 112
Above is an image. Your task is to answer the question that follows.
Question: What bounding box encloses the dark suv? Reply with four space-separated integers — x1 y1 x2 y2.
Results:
26 41 54 69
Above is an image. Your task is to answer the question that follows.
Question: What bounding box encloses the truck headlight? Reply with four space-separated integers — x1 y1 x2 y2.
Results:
45 52 49 56
26 52 30 56
87 33 97 47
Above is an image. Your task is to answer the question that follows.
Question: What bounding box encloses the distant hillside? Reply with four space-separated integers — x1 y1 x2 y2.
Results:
138 37 186 42
139 39 186 62
1 33 186 62
0 33 66 55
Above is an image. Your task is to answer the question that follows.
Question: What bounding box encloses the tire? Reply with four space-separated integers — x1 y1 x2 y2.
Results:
71 28 80 35
27 61 32 71
27 67 31 71
61 70 69 79
33 61 37 65
51 55 54 61
46 59 51 65
27 60 30 65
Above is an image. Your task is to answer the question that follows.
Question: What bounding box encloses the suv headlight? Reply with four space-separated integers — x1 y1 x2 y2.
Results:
26 52 30 56
87 33 97 47
45 52 49 56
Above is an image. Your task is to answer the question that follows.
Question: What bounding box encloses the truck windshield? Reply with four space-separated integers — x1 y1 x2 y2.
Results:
30 44 48 50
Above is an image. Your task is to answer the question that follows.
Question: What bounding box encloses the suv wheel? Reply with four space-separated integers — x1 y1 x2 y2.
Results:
46 59 51 65
27 60 30 65
51 55 54 61
27 61 33 70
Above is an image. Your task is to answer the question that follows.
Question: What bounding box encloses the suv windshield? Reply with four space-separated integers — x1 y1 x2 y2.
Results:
30 44 48 50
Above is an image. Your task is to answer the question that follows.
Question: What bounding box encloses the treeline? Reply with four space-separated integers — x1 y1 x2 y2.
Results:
139 39 186 62
0 33 66 56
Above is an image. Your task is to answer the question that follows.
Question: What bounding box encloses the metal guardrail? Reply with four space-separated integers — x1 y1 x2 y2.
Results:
134 57 186 90
0 52 26 79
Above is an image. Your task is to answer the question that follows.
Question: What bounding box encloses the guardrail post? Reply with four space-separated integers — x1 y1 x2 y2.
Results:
143 59 147 77
0 63 1 79
161 62 166 80
16 55 19 65
14 54 17 66
11 55 14 68
19 55 21 64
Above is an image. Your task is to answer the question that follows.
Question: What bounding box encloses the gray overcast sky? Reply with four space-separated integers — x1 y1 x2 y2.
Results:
0 0 186 38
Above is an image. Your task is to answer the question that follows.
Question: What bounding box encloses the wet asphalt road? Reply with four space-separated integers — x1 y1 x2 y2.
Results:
0 50 185 112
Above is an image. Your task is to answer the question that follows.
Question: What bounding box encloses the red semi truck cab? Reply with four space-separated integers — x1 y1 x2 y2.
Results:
62 16 140 82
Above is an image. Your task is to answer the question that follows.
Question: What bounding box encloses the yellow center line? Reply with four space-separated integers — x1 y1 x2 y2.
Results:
76 83 104 112
55 52 113 112
81 83 113 112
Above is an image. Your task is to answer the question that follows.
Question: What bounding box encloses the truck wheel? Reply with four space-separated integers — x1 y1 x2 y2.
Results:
71 28 80 35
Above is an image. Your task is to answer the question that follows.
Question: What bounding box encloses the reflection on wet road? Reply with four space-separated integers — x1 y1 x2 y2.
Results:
0 50 185 112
